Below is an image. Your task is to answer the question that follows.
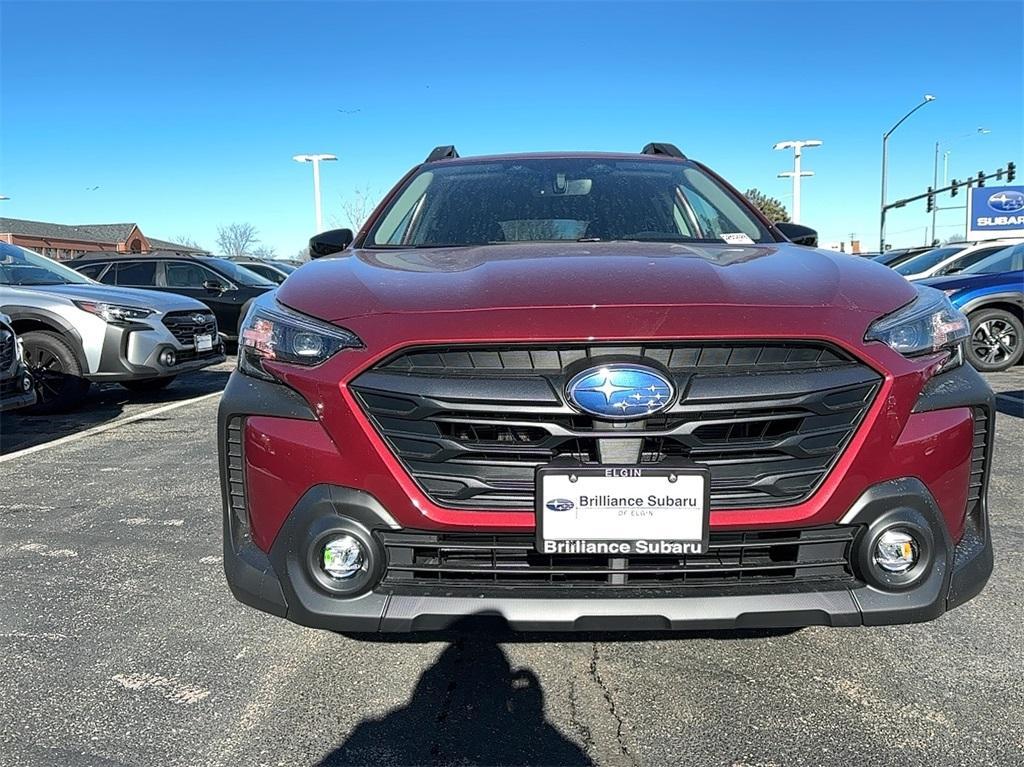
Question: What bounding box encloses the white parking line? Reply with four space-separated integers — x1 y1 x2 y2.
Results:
0 391 221 464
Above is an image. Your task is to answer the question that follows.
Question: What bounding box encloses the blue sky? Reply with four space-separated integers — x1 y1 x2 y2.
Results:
1 1 1021 254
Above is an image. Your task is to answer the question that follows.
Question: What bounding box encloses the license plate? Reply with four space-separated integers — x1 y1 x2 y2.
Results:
195 333 213 352
536 463 710 555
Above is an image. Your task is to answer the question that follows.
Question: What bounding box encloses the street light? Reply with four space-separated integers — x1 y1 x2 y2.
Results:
773 139 822 224
293 153 337 233
931 128 990 243
880 94 936 251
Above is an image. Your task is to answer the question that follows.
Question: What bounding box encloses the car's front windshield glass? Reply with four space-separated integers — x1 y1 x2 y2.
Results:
207 257 276 287
894 246 964 275
0 245 96 286
366 157 775 248
961 245 1022 275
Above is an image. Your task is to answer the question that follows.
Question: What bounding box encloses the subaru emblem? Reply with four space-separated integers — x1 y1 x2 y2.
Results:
987 190 1024 213
191 314 207 324
545 499 575 512
566 364 675 420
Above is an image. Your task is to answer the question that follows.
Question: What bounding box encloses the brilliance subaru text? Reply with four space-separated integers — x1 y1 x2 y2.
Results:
219 144 994 633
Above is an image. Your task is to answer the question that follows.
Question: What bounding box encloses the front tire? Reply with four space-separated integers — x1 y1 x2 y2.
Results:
966 308 1024 372
121 376 177 393
21 331 92 413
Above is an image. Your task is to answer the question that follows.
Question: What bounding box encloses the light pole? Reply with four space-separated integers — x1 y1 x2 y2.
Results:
880 94 935 252
774 140 822 224
293 153 337 233
931 128 989 243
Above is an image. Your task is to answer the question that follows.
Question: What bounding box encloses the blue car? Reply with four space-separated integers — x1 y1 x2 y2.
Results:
919 243 1024 371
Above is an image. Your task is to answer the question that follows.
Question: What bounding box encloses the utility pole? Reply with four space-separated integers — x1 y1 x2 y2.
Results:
293 154 338 233
774 140 821 224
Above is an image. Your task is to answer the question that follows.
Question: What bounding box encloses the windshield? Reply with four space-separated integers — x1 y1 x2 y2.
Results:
206 257 276 287
0 244 97 286
894 246 965 275
366 158 775 248
961 244 1024 275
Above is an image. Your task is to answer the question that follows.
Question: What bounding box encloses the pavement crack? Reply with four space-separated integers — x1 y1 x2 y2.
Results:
590 641 637 766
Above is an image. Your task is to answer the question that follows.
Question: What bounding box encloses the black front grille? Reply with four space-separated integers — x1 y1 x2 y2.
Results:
0 327 14 372
966 408 991 521
352 342 881 511
162 311 218 346
379 526 858 590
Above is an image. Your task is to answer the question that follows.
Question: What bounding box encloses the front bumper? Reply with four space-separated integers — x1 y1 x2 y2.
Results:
86 319 225 382
223 477 993 633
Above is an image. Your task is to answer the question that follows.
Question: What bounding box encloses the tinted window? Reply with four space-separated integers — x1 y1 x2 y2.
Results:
115 261 157 286
894 246 965 275
164 261 219 288
241 263 284 283
75 262 108 280
202 258 274 287
367 158 774 248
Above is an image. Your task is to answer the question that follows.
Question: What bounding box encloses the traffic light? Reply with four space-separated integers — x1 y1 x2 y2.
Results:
950 179 959 197
1008 162 1017 183
926 187 935 213
977 171 986 187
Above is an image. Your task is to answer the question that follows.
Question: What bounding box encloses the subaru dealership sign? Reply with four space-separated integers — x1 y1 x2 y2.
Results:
967 185 1024 240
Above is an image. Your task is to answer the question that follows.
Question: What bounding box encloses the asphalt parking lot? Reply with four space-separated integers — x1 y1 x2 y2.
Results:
0 364 1021 767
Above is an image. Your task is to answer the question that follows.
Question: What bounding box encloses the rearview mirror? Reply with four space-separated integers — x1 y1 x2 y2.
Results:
775 222 818 248
309 229 354 259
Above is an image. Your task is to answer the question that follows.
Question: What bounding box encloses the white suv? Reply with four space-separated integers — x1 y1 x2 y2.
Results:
893 238 1024 281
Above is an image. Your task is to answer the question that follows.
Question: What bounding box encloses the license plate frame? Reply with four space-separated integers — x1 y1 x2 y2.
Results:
535 461 711 555
195 333 213 352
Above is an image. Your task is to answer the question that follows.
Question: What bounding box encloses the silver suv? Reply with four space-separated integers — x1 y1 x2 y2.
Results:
0 243 226 412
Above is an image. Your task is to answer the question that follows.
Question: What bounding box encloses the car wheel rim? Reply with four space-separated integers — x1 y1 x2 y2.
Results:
971 319 1019 365
25 346 68 401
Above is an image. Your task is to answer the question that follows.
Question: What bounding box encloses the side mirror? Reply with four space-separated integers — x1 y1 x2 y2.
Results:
309 228 354 259
203 279 227 293
775 222 818 248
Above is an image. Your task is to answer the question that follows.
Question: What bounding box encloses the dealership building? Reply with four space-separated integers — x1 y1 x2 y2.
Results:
0 217 207 261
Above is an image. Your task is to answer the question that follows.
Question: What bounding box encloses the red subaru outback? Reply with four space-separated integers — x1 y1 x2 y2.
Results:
219 144 994 633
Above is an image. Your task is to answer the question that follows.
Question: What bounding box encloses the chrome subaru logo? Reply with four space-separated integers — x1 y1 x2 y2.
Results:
566 364 674 419
987 190 1024 213
191 314 208 324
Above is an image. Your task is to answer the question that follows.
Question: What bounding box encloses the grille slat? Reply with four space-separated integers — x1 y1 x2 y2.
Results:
0 327 15 373
379 527 858 589
354 342 880 512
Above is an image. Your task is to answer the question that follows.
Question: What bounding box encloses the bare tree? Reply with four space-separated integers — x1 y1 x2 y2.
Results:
173 234 204 251
251 244 278 260
335 186 381 231
216 223 261 256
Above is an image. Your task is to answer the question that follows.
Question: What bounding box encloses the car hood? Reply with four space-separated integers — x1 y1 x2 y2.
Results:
277 241 916 322
917 272 1012 293
18 284 210 312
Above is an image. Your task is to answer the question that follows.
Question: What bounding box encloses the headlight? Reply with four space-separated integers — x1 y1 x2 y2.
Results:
74 300 154 323
239 298 361 380
865 286 969 368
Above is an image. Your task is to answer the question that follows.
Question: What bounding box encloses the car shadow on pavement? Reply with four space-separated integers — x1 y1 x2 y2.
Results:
319 635 593 767
995 390 1023 418
0 367 231 455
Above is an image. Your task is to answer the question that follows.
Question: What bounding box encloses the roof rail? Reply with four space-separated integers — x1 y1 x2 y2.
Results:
425 145 460 163
641 142 687 159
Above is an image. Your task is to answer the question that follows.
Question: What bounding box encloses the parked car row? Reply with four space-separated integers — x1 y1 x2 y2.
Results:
874 239 1024 371
0 245 302 414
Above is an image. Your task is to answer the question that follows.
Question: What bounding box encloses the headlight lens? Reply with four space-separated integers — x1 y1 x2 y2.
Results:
74 301 154 323
239 298 361 380
865 286 969 365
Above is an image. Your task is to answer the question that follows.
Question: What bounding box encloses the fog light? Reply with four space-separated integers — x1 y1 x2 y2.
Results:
321 535 366 580
159 349 176 367
874 528 919 573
